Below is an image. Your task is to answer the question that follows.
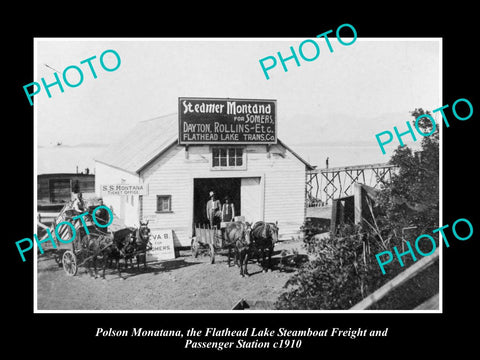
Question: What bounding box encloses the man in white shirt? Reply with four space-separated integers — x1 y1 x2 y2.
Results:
206 191 221 228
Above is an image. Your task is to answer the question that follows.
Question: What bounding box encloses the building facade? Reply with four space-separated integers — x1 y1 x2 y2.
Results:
95 102 312 247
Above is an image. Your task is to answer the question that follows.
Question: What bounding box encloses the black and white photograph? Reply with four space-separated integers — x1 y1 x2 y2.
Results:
32 37 441 312
7 8 479 354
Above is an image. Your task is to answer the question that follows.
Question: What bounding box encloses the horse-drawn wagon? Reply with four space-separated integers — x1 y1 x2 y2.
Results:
37 201 152 279
191 223 224 264
191 220 278 277
191 220 246 265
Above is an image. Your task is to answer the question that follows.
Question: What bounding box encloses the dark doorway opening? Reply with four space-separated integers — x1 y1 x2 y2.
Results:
193 177 241 231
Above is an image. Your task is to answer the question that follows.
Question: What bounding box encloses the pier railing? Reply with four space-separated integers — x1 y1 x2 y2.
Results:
306 163 397 206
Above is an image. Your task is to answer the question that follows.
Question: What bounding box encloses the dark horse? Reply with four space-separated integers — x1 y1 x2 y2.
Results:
250 221 279 272
223 221 251 277
81 227 135 280
131 220 152 270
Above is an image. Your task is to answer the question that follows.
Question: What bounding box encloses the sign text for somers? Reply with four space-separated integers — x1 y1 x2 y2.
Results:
147 229 175 261
178 97 277 144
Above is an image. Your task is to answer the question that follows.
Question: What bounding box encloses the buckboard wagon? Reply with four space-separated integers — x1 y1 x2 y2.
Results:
37 206 104 275
37 202 140 276
191 224 224 264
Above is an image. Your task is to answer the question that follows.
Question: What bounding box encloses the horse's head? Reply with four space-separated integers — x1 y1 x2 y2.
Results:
138 220 151 243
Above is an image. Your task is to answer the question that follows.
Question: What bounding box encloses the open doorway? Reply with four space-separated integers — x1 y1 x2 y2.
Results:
193 177 241 229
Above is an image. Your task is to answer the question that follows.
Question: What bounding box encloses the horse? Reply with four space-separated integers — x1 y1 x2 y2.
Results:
223 221 252 277
250 221 279 272
115 227 137 270
81 227 136 280
80 233 115 279
132 220 152 270
102 227 139 279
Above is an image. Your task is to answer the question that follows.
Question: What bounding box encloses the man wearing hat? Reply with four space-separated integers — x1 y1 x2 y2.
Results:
206 191 221 228
94 198 110 231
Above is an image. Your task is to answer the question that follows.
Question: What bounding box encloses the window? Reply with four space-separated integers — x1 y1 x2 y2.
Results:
156 195 172 212
212 147 244 169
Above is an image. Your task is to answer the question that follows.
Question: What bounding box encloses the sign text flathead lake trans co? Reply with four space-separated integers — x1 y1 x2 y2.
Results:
178 97 277 144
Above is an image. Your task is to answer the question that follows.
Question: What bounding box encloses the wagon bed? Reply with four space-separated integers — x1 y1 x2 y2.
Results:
191 224 225 264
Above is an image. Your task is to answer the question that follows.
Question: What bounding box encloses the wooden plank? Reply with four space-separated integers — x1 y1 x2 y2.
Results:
350 248 439 310
37 222 50 230
414 293 439 310
309 163 396 174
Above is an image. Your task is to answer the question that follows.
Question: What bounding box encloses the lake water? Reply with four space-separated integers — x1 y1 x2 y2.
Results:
37 143 390 175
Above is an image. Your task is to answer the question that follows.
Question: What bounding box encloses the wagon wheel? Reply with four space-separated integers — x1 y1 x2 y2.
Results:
191 239 199 258
62 250 78 276
209 243 215 264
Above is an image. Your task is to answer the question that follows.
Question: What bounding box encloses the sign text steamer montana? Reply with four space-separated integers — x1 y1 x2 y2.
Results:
178 97 277 145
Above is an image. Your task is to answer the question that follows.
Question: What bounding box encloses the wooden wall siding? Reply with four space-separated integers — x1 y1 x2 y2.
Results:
37 174 95 204
140 144 306 246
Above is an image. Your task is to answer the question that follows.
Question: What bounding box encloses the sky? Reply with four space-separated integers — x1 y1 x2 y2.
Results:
34 37 441 170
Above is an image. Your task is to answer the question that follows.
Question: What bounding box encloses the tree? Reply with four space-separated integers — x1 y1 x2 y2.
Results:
377 108 439 234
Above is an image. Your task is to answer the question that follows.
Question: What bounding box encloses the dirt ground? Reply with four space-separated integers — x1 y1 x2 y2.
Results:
36 238 308 311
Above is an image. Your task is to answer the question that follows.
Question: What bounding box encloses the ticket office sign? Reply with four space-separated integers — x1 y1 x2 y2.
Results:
178 97 277 144
101 184 148 196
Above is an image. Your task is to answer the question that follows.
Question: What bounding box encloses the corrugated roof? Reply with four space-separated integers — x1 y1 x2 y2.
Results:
95 113 178 174
95 113 313 173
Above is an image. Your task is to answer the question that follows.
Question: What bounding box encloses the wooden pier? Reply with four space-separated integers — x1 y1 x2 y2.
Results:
306 163 397 206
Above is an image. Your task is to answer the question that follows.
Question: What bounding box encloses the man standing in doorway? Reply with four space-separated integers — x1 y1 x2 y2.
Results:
222 196 235 222
206 191 221 229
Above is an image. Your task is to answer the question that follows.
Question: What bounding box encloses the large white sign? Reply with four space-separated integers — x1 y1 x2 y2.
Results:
101 184 148 196
147 229 175 261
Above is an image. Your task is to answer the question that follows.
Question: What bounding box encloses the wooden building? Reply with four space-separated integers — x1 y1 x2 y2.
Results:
94 98 313 247
37 173 95 225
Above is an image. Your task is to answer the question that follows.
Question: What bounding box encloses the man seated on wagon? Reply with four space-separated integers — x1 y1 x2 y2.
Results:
72 192 85 214
69 192 91 241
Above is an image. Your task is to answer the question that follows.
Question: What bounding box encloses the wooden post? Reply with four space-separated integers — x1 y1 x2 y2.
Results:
330 199 338 233
354 183 362 224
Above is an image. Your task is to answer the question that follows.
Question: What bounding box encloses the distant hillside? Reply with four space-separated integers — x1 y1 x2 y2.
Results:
279 111 416 146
